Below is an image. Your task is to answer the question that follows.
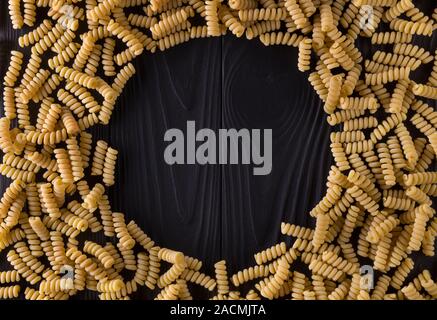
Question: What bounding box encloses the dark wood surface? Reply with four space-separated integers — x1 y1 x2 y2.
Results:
0 1 436 300
107 35 333 273
0 4 331 272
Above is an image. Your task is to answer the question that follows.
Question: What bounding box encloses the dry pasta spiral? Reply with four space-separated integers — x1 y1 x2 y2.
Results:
0 270 20 284
56 66 99 90
260 257 289 300
6 250 41 285
66 138 84 181
408 204 432 252
219 6 245 38
365 67 411 86
82 183 105 212
158 262 186 288
404 172 437 187
145 246 161 290
84 241 115 269
254 242 287 265
214 260 229 295
371 31 412 44
324 75 342 114
298 38 312 72
383 0 414 22
412 84 437 100
151 7 191 39
3 51 23 87
330 41 354 71
134 252 149 285
97 279 125 293
66 247 107 281
112 212 135 250
347 185 379 215
389 18 433 36
0 285 20 299
321 251 358 275
102 147 117 186
0 0 435 302
259 32 304 47
54 148 74 184
19 20 53 47
38 182 61 219
231 265 269 286
308 257 344 281
390 257 414 290
239 8 287 22
158 30 190 51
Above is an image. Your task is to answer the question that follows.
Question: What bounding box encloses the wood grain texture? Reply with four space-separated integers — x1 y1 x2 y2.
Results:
0 2 437 300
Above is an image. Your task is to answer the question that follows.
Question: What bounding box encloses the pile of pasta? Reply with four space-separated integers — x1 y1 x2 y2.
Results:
0 0 436 300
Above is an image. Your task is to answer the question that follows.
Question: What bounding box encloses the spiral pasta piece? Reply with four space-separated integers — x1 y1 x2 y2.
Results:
113 212 135 250
324 75 342 114
158 30 190 51
231 265 269 286
402 283 425 300
3 51 24 87
0 271 20 284
145 246 161 290
60 208 88 232
310 184 342 217
347 185 379 216
54 148 74 184
383 0 414 22
151 7 191 39
66 247 107 281
38 182 61 219
376 142 396 186
371 31 412 44
82 183 105 212
97 279 125 293
239 7 287 22
347 170 380 202
298 38 312 72
339 97 377 111
0 285 20 299
65 139 83 182
87 0 122 22
281 222 314 239
308 256 344 281
321 251 358 275
254 242 287 265
219 5 245 38
126 220 154 250
6 249 41 285
259 31 304 47
412 84 437 100
213 260 229 295
56 66 99 90
91 140 108 176
330 41 354 71
404 172 437 187
102 147 117 186
365 67 411 86
390 257 414 290
312 214 330 249
260 257 289 299
408 204 433 252
84 241 114 269
367 215 399 244
390 18 433 36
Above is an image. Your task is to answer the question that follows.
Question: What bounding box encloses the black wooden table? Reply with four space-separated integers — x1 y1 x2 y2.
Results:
1 1 436 300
